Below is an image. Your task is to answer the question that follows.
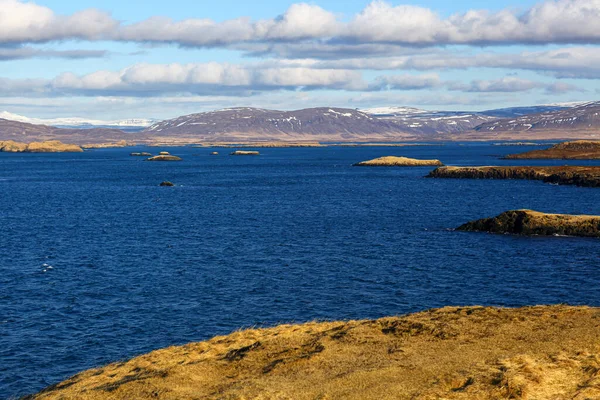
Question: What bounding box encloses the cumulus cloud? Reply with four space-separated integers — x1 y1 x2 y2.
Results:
0 61 577 98
43 63 365 96
4 0 600 48
0 0 117 43
301 46 600 82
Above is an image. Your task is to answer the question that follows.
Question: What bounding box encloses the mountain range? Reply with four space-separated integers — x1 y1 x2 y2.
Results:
1 102 600 144
0 111 155 132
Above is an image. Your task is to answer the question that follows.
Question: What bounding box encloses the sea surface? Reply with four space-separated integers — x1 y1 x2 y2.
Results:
1 143 599 398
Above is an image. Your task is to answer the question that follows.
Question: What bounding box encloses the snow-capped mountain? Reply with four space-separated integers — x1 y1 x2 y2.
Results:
0 111 156 130
359 106 429 116
144 107 411 141
361 107 498 134
476 101 600 133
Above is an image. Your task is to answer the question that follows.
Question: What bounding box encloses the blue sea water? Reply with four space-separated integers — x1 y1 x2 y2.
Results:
1 143 599 398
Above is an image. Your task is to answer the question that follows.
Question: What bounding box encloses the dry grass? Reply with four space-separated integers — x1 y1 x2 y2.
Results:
354 156 444 167
28 305 600 400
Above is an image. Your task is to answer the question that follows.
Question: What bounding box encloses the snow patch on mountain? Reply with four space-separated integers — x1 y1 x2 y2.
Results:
0 111 156 128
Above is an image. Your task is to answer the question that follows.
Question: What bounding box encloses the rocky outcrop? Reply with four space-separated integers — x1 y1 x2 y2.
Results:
25 141 83 153
230 151 259 156
458 210 600 237
504 140 600 159
82 140 128 149
0 140 28 152
210 151 219 155
145 155 182 161
159 181 174 187
0 140 83 153
354 156 443 167
29 305 600 400
427 166 600 187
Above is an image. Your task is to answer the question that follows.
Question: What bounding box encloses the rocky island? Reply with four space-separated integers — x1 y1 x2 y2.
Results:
504 140 600 159
354 156 444 167
146 152 182 161
28 305 600 399
0 140 83 153
230 150 260 156
82 140 129 149
458 210 600 237
427 166 600 187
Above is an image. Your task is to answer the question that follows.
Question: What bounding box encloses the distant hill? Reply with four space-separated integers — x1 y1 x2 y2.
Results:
143 106 499 142
144 107 417 142
472 101 600 139
360 107 497 135
0 118 131 145
0 111 155 132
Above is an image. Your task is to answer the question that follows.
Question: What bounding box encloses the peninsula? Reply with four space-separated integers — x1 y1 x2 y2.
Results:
427 166 600 187
504 140 600 159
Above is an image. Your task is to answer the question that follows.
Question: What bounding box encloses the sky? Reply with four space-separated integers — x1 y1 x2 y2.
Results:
1 0 600 120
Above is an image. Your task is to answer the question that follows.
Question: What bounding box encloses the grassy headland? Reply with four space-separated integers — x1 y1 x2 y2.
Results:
28 305 600 400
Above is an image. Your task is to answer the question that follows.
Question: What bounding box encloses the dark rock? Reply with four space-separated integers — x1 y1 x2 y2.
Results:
457 210 600 237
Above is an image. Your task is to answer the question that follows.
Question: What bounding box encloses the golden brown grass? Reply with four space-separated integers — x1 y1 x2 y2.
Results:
354 156 444 166
29 305 600 400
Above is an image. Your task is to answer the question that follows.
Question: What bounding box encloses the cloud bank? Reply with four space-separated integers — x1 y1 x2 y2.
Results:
0 62 582 97
4 0 600 47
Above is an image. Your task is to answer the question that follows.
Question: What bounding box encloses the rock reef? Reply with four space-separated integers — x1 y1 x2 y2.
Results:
504 140 600 159
130 152 152 156
427 166 600 187
145 155 182 161
230 150 259 156
28 305 600 399
354 156 443 167
0 140 83 153
82 140 128 149
458 210 600 237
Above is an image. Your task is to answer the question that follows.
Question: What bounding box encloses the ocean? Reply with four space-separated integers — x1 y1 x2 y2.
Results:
1 143 599 398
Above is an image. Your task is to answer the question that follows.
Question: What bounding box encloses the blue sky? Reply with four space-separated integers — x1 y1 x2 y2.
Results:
1 0 599 120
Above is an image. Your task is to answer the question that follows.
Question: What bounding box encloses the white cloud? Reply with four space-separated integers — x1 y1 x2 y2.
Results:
4 0 600 48
0 0 117 43
41 63 366 95
1 62 579 100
